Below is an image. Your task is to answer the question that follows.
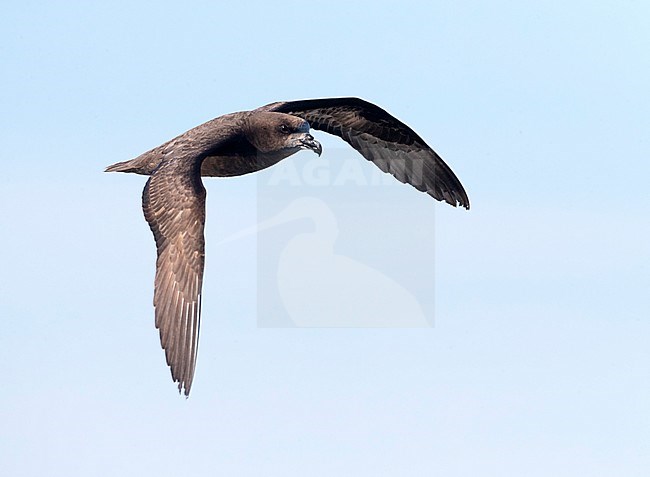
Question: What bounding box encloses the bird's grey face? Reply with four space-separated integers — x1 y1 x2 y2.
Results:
283 120 323 157
245 112 322 157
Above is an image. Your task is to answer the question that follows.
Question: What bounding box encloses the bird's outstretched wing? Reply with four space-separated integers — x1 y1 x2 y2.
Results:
261 97 470 209
142 152 207 396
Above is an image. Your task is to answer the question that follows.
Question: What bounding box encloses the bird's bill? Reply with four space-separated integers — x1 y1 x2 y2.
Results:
298 133 322 156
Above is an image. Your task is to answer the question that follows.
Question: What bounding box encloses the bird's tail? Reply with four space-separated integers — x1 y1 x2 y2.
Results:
105 147 163 175
105 159 138 173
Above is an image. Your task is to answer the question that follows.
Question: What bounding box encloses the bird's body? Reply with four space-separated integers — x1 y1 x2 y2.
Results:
107 111 315 177
106 97 469 396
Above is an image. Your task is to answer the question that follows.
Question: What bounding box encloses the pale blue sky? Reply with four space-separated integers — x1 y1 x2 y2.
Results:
1 1 649 476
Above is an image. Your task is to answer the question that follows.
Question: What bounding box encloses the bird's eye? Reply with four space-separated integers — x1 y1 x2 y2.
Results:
279 124 291 135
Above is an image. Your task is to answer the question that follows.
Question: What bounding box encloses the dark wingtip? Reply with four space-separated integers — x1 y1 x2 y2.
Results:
429 188 470 210
178 381 191 398
451 185 470 210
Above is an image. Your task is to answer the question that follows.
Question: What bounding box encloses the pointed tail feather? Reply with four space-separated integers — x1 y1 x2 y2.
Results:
105 160 138 173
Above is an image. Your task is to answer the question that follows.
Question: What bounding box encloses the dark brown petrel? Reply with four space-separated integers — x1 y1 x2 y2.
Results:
106 97 470 396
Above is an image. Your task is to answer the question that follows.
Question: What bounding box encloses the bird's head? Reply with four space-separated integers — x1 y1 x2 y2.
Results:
243 112 322 158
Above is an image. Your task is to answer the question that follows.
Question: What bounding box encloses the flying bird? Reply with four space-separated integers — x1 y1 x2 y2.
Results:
106 97 470 396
